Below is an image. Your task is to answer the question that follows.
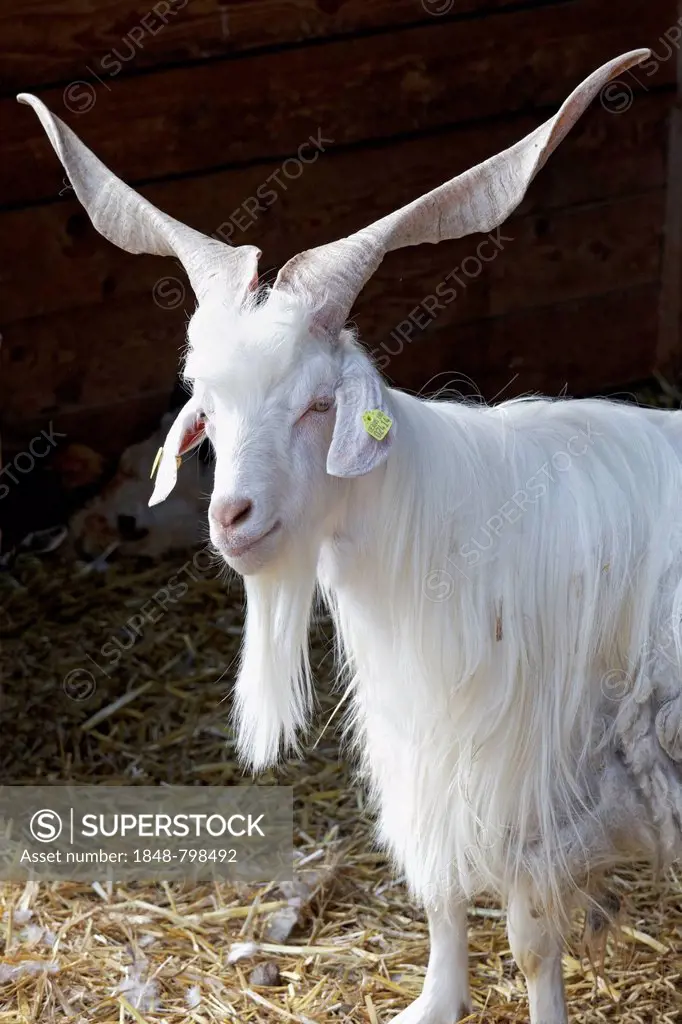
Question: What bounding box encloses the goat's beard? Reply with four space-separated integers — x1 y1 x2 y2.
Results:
233 538 319 772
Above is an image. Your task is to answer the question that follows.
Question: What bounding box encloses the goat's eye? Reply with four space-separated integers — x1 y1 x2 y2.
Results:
309 398 332 414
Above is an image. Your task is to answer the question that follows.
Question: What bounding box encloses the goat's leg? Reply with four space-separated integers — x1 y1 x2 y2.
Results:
391 900 470 1024
507 887 567 1024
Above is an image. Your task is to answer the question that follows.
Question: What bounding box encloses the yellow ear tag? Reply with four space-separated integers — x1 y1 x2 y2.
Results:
150 447 182 480
150 447 164 479
362 409 393 441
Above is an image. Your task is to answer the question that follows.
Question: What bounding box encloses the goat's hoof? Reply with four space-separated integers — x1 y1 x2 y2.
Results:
390 994 471 1024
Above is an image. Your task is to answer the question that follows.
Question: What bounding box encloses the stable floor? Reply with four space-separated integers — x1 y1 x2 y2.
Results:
0 552 680 1023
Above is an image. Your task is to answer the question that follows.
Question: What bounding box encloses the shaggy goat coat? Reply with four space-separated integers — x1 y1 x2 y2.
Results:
238 342 682 917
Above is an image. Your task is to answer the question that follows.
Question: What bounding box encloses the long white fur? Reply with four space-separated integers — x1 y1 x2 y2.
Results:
183 291 682 927
235 549 317 769
318 385 682 917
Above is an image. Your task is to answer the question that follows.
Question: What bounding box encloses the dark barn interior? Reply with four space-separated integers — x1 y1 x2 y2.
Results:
2 1 682 1021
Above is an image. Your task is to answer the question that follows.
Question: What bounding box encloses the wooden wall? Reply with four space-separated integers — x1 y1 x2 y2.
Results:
1 0 679 465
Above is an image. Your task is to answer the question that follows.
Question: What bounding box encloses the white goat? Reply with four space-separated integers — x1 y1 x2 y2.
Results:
21 48 681 1024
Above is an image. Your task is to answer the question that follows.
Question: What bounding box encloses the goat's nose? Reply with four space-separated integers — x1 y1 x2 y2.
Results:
211 497 253 530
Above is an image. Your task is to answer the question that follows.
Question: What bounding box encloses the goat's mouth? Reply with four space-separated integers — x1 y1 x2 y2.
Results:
221 521 282 561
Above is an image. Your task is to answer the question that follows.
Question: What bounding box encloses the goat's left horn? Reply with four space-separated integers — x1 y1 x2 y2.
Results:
17 94 261 304
271 48 650 337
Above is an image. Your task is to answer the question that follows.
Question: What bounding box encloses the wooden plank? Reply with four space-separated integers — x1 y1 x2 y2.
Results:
386 284 659 399
0 0 549 94
0 391 173 462
0 296 187 427
3 0 674 207
0 89 671 326
656 0 682 377
1 190 664 430
354 190 664 334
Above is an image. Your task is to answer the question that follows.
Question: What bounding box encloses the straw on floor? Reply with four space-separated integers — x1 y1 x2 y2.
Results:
1 549 681 1023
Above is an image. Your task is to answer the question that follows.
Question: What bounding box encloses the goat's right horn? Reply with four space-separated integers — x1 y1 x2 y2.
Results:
17 94 261 304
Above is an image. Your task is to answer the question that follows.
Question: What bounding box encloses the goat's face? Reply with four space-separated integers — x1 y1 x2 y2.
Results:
199 323 337 573
169 293 392 575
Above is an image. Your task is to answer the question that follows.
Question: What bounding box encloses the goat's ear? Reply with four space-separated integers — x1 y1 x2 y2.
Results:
149 400 205 506
326 359 395 478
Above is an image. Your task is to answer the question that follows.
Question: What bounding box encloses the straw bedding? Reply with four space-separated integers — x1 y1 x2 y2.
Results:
1 538 681 1022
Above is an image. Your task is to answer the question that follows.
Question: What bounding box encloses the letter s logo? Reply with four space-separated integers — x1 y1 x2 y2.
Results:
30 809 63 842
